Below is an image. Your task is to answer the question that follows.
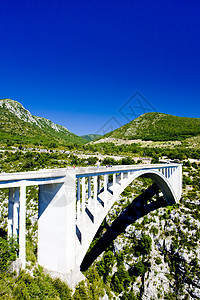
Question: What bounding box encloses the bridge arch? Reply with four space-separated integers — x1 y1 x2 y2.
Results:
76 168 178 266
118 169 178 205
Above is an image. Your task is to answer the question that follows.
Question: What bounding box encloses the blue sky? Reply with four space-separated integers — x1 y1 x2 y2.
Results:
0 0 200 135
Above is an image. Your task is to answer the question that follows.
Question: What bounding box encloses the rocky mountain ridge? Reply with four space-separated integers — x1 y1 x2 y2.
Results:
0 99 70 133
0 99 86 146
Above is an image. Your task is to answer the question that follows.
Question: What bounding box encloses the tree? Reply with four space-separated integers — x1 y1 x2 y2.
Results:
121 157 135 165
111 273 124 294
133 261 147 277
53 278 72 299
73 281 88 300
86 266 105 299
138 234 152 255
87 156 98 165
111 265 131 294
97 250 115 281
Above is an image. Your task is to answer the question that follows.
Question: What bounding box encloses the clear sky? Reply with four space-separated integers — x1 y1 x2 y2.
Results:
0 0 200 135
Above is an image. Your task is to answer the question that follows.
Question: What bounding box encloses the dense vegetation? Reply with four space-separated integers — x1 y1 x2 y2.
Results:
104 112 200 141
82 142 200 160
1 143 199 175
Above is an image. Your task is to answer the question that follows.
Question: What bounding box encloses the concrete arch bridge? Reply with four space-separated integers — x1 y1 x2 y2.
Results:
0 163 182 286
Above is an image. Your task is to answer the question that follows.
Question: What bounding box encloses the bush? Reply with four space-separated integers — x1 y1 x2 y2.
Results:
0 237 18 272
120 291 139 300
121 157 135 165
183 175 192 186
150 225 158 235
155 257 162 265
86 266 105 299
132 261 147 277
138 234 152 255
73 281 88 300
87 156 98 165
111 265 131 294
53 278 72 299
97 250 115 281
101 157 118 166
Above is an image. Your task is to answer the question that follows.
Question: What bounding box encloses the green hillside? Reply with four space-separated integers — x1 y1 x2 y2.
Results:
0 99 87 147
105 112 200 141
80 134 102 142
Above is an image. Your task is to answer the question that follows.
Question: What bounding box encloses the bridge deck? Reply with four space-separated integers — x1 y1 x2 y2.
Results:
75 163 179 177
0 163 180 183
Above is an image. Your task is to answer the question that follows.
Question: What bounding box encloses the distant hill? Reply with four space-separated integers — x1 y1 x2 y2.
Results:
103 112 200 141
0 99 87 147
80 134 102 142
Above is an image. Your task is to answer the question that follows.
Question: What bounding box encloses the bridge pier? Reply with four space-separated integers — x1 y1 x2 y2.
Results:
19 183 26 269
8 188 14 237
8 184 26 269
38 173 77 281
81 177 86 232
8 187 20 238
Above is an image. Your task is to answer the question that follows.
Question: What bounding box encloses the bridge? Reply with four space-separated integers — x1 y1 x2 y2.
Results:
0 163 182 286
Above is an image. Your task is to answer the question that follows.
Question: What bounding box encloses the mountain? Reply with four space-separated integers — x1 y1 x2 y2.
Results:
0 99 87 147
80 134 102 142
103 112 200 141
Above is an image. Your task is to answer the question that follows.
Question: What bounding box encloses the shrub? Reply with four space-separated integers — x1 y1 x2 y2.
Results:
150 226 158 235
0 237 18 272
132 261 147 277
138 234 152 255
155 257 162 265
97 250 115 281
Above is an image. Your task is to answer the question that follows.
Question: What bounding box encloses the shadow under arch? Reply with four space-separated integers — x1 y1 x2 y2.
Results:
81 179 168 271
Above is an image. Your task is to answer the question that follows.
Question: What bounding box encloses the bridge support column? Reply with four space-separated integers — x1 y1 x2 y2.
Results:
97 175 101 193
93 176 97 216
88 176 91 205
120 172 123 183
112 173 117 195
104 174 108 191
8 188 14 237
81 177 86 242
104 174 108 206
19 183 26 269
77 178 81 219
81 177 86 215
8 185 26 269
38 171 82 287
13 187 20 237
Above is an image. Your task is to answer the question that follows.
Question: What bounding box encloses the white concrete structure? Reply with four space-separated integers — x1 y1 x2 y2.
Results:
0 163 182 286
